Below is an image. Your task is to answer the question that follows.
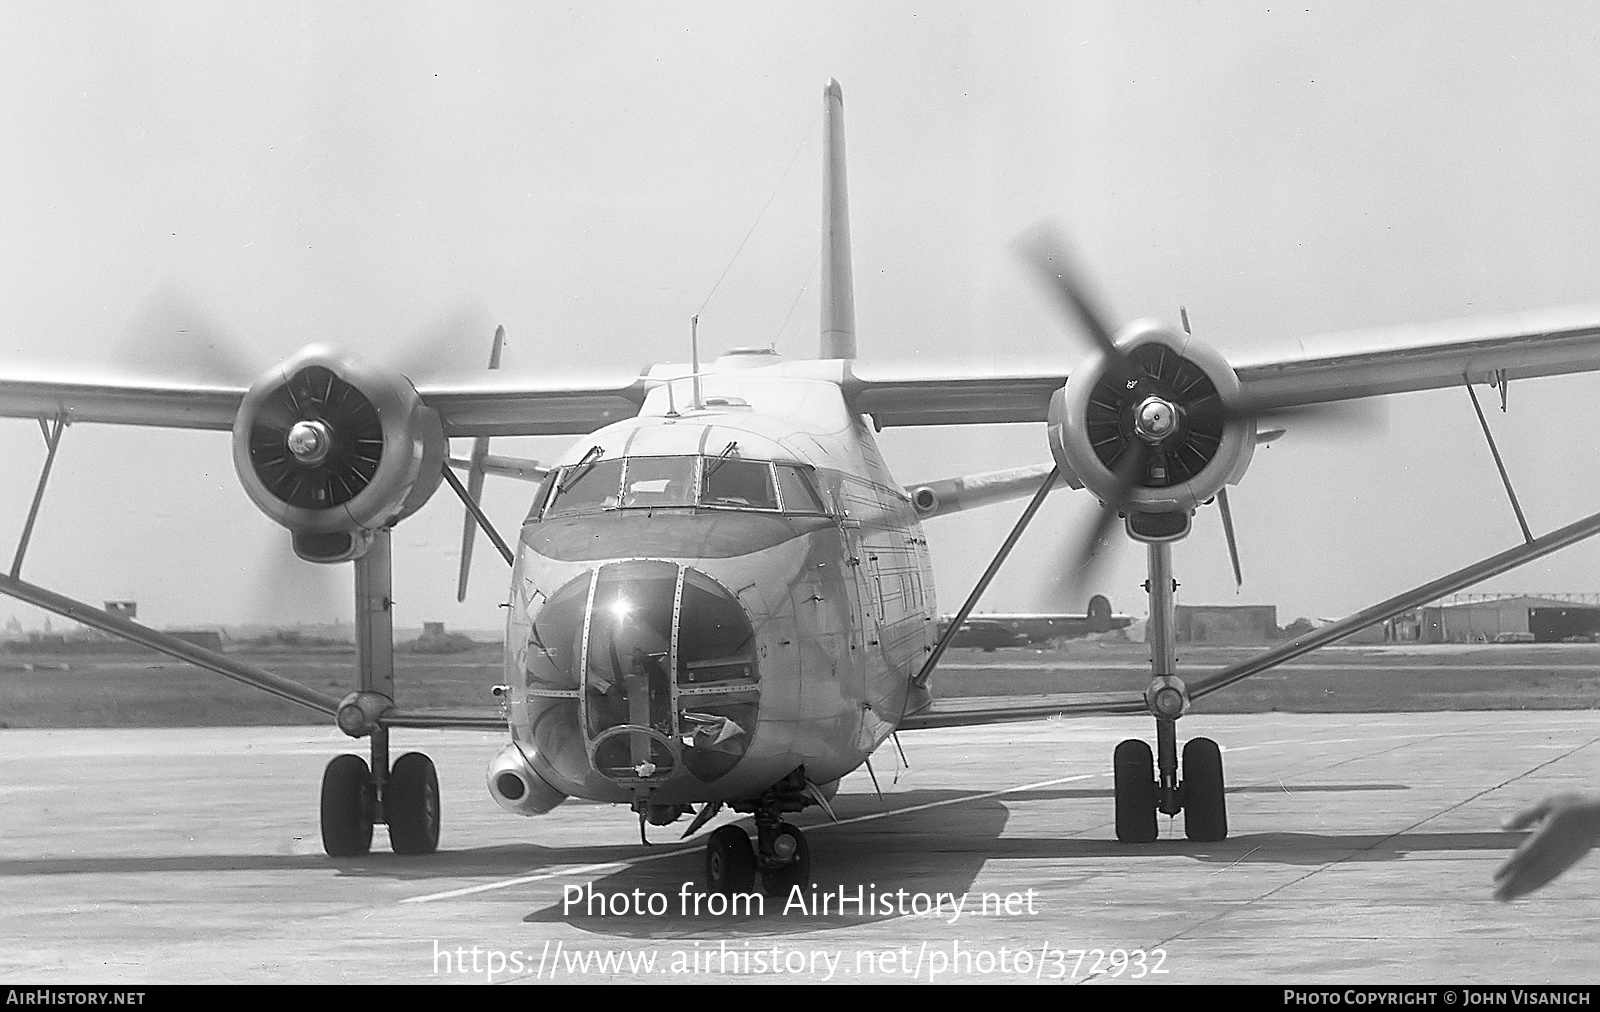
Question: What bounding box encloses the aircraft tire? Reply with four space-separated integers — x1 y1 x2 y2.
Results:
1113 738 1158 843
1181 737 1228 842
320 754 374 857
761 824 811 897
706 825 756 894
387 751 442 855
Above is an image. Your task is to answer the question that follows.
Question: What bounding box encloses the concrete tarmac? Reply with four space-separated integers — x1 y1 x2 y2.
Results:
2 711 1597 984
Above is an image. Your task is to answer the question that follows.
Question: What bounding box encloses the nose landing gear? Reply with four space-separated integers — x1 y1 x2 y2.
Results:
705 825 757 894
700 768 817 895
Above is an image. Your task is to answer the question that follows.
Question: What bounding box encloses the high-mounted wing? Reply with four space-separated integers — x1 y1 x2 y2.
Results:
415 373 652 436
842 363 1066 427
1230 303 1600 409
843 302 1600 428
0 361 652 437
0 366 244 430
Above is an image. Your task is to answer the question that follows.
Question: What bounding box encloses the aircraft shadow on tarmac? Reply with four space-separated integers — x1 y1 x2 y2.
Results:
516 781 1442 940
1 780 1478 916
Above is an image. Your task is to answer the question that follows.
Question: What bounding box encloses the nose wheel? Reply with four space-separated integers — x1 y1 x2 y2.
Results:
702 821 812 895
706 825 757 894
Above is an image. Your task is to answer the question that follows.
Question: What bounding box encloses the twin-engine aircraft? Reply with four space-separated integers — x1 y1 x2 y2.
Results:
8 80 1600 894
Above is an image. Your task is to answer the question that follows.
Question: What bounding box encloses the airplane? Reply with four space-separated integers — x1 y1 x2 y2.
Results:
935 594 1133 650
8 78 1600 896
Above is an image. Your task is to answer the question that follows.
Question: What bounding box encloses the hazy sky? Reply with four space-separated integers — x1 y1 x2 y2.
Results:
5 2 1600 633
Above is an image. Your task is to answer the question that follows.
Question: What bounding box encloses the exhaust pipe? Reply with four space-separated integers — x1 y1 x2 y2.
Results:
486 742 567 816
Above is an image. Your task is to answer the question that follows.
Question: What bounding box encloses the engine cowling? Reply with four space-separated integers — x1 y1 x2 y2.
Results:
1047 319 1255 514
231 345 446 562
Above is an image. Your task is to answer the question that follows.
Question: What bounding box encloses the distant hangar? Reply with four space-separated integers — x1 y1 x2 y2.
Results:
1396 594 1600 643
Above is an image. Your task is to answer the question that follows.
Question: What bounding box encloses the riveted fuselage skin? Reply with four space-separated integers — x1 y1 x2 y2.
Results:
499 358 937 809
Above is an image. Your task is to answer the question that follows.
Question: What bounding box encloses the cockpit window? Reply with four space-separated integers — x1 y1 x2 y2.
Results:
532 453 821 519
545 457 624 517
775 464 826 513
701 458 778 509
621 455 697 507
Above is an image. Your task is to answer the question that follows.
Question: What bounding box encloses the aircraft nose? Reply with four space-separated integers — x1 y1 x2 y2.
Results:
521 561 761 790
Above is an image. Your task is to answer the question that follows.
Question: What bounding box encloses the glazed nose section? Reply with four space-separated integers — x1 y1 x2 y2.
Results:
668 566 761 783
584 561 679 782
523 560 763 789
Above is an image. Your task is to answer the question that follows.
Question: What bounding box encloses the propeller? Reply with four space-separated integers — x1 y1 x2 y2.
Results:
244 530 349 630
1017 223 1382 602
392 300 502 384
1183 304 1243 592
456 325 506 602
110 283 265 385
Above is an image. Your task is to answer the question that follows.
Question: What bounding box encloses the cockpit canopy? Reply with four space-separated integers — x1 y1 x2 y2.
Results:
530 452 828 522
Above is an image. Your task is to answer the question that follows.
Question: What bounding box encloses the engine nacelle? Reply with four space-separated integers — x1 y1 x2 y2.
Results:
1047 319 1255 514
231 345 446 562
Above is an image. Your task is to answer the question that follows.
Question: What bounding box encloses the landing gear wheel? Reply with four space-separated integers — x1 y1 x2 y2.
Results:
1181 737 1228 842
1113 738 1158 843
320 754 374 857
386 751 441 855
705 825 756 894
761 823 811 896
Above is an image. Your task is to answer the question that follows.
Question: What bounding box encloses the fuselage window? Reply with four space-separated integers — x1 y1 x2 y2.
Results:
775 464 827 514
701 458 778 510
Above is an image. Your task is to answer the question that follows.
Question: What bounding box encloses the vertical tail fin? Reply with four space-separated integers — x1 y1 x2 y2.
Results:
820 78 857 360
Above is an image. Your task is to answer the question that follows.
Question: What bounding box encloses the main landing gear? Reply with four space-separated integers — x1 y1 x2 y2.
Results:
320 734 441 857
703 769 814 896
1112 538 1229 844
318 531 441 857
1112 731 1227 843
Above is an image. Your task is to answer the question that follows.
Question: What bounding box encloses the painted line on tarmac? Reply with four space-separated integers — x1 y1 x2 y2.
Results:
400 771 1095 904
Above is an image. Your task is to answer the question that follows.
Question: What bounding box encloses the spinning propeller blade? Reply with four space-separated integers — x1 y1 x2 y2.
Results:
457 325 506 602
1018 227 1379 603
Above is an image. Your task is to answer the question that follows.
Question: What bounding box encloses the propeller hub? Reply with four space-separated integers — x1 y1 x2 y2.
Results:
286 419 333 466
1133 396 1178 442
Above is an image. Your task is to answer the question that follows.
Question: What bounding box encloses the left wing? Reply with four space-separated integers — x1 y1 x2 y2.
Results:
844 303 1600 427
